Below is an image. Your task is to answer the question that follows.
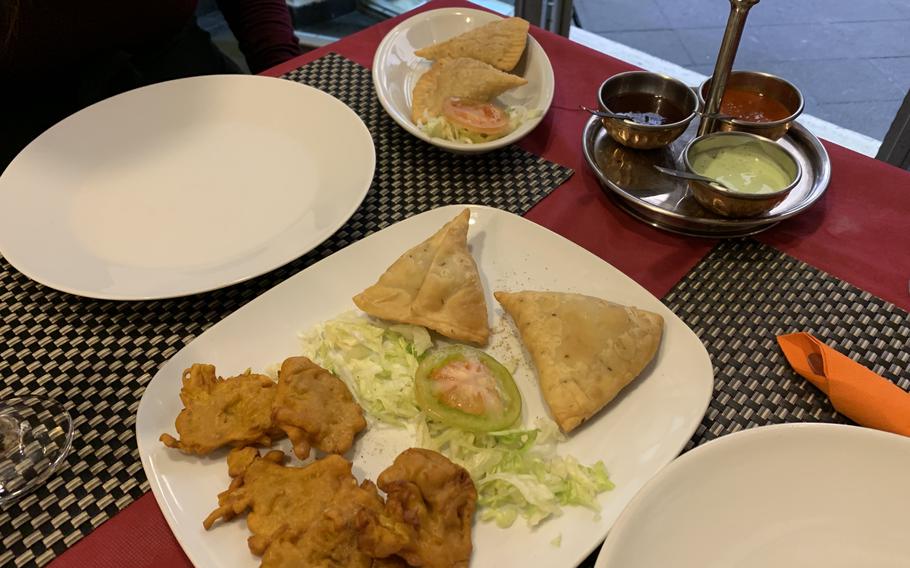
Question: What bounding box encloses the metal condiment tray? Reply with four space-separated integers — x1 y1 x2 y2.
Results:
582 116 832 238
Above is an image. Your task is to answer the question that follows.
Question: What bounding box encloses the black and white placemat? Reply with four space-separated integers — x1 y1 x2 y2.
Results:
665 239 909 449
283 53 574 220
578 238 910 567
0 53 572 567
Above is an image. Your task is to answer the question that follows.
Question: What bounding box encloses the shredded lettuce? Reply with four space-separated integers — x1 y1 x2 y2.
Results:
299 312 432 426
418 416 614 528
299 312 614 528
418 106 543 144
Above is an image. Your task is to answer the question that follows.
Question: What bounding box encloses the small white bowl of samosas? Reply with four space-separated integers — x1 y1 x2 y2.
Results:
373 8 555 154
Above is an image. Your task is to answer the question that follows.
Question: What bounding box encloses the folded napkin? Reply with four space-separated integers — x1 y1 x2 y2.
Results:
777 332 910 436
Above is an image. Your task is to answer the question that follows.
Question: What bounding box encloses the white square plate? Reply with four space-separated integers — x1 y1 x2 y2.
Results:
136 205 713 567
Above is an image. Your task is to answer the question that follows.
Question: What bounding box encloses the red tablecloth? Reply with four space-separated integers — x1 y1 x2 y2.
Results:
49 1 910 566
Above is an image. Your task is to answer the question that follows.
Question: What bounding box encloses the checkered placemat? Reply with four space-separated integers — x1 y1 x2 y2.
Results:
0 53 572 567
667 239 909 448
579 238 910 567
283 53 574 218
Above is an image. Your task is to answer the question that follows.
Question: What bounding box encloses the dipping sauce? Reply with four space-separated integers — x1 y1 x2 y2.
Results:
690 142 794 194
720 88 792 123
605 92 689 125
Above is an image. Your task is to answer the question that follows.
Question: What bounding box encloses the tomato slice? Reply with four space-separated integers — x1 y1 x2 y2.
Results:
431 358 504 416
442 98 511 136
415 345 522 432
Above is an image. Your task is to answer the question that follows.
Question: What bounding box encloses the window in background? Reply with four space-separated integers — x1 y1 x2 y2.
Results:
572 0 910 144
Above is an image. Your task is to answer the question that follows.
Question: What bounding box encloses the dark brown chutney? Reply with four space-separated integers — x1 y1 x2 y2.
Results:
604 92 690 126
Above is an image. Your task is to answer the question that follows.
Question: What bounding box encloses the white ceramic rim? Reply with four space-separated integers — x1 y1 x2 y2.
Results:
0 76 376 300
372 8 555 153
596 422 910 566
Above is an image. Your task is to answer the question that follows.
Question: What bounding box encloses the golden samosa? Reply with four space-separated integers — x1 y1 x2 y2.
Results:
495 291 664 432
411 57 527 123
353 209 489 344
415 17 530 72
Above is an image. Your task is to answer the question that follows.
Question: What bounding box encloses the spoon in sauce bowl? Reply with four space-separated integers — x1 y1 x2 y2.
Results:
582 104 724 126
579 105 679 126
652 165 740 192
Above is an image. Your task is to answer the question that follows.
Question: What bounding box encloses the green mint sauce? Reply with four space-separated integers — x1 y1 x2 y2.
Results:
691 143 792 194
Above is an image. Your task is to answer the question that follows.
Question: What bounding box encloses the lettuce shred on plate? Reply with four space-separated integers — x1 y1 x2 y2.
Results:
299 312 432 426
419 106 542 144
418 416 614 528
300 312 614 528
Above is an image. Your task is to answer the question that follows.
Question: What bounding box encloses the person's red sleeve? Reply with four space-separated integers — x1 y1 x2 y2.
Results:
216 0 303 73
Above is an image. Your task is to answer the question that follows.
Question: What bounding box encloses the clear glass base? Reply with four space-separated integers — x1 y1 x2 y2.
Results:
0 397 74 505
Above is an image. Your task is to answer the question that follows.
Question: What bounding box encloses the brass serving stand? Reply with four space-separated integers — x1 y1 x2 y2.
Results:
583 0 832 238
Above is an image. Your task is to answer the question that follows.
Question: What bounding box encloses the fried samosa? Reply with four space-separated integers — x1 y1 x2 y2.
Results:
414 17 530 72
411 57 527 123
495 291 664 432
353 209 490 344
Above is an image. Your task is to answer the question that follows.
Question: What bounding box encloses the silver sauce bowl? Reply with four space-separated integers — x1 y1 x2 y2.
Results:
597 71 699 150
683 131 803 218
699 70 804 141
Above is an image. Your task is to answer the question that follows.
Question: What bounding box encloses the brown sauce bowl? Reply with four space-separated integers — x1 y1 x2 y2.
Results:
699 71 804 140
598 71 699 150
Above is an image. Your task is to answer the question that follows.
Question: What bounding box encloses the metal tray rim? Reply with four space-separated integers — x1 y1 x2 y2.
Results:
582 116 832 235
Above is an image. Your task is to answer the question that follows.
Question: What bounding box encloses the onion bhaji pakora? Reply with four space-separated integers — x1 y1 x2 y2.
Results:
161 357 367 461
261 477 385 568
360 448 477 568
204 447 376 562
272 357 367 460
159 364 283 455
204 447 477 568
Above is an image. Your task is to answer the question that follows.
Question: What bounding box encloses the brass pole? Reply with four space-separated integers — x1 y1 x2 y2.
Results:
698 0 760 136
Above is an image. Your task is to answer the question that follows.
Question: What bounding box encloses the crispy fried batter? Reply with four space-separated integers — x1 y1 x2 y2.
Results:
261 480 385 568
359 448 477 568
414 17 529 72
272 357 367 460
204 448 360 556
371 558 411 568
159 364 282 455
352 208 490 345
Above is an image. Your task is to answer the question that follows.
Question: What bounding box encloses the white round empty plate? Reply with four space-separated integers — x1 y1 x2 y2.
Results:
596 423 910 568
0 75 375 300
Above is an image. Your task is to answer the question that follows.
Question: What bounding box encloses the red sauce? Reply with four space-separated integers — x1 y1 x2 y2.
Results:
720 88 792 122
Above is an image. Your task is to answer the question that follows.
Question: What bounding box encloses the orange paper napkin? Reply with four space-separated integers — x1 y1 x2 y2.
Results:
777 332 910 437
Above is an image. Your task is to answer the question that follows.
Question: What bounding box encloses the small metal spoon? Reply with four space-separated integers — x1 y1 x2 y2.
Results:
582 105 735 123
652 165 738 192
698 110 736 122
579 105 638 122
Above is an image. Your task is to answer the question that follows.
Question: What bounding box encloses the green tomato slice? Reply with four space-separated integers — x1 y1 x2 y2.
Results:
415 345 522 432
